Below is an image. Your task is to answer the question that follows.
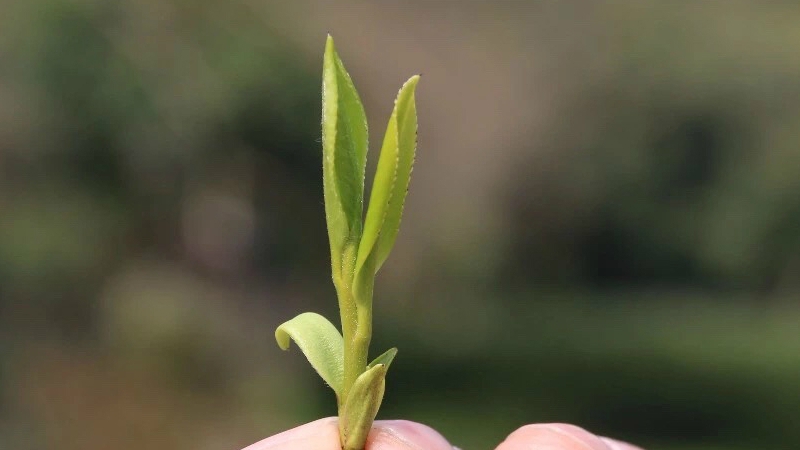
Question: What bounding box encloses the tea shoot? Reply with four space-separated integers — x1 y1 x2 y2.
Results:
275 35 420 450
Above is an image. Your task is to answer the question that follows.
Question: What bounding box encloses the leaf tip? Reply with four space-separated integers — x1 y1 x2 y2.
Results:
274 326 291 351
325 34 336 61
368 347 398 370
404 74 421 91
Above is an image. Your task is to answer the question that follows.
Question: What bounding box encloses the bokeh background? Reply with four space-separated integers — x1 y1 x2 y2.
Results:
1 1 799 449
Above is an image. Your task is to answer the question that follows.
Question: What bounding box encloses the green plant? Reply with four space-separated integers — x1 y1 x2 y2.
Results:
274 35 419 450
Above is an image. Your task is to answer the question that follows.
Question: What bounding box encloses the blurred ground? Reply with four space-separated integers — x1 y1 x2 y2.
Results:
1 1 799 449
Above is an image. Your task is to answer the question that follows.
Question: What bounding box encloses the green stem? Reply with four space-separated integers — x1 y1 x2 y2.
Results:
347 286 372 390
337 253 376 450
335 242 360 409
339 267 374 407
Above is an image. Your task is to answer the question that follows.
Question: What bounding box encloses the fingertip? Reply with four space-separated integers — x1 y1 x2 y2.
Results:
241 417 340 450
601 436 645 450
368 420 454 450
497 423 610 450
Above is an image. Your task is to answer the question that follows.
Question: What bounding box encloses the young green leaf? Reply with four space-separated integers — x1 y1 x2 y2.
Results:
367 347 398 370
355 75 420 282
322 35 369 282
340 363 388 450
275 312 345 396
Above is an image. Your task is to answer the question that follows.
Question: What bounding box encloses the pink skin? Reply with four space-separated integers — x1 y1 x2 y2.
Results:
241 418 643 450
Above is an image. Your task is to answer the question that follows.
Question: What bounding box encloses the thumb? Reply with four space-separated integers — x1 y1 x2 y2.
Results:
239 417 454 450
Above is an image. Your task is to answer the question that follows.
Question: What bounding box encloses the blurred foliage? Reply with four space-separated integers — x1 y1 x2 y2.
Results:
1 1 799 450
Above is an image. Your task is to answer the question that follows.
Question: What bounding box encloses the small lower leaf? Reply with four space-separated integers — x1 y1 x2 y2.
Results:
368 347 398 370
275 312 344 396
340 363 388 450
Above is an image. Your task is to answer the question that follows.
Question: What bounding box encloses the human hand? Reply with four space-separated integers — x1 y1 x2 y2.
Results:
241 417 643 450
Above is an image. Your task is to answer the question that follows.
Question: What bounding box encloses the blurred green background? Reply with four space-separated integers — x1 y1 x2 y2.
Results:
1 1 799 449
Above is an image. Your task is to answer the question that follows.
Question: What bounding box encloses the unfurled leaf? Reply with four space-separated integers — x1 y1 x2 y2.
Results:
340 363 388 450
322 35 368 282
275 312 344 395
355 75 420 283
367 347 398 370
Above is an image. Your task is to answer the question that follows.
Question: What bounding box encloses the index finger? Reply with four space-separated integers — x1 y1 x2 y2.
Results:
242 418 340 450
496 423 644 450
